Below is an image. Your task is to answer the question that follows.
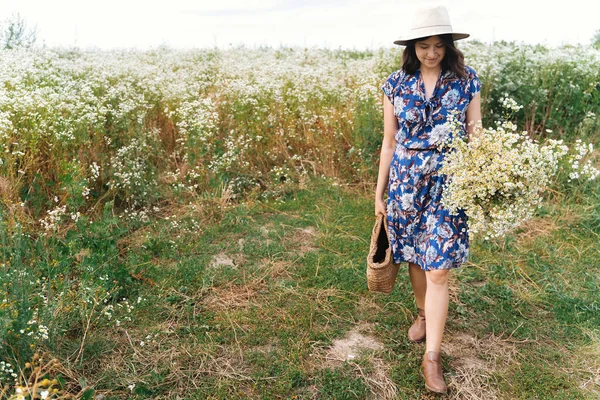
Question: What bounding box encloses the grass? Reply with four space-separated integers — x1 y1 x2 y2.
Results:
6 175 592 399
1 44 600 399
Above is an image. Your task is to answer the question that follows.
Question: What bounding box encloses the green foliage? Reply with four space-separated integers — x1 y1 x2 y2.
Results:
317 365 369 399
467 42 600 138
0 203 142 390
593 29 600 49
0 13 37 50
0 174 598 397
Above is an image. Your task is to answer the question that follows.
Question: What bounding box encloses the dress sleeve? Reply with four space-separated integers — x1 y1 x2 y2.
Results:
381 70 402 104
465 66 482 102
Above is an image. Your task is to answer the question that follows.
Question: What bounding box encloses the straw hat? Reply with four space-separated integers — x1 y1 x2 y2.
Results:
394 5 469 46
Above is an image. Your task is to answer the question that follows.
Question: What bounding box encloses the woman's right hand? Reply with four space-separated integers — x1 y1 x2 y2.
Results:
374 197 386 216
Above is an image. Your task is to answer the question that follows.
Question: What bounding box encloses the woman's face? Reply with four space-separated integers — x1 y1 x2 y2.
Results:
414 36 446 69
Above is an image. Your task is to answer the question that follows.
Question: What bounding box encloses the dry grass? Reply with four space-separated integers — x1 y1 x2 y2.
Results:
202 281 268 311
145 109 178 158
565 327 600 398
514 200 580 245
447 271 465 307
355 296 386 320
445 264 538 399
1 352 99 399
91 329 255 398
115 223 154 252
0 175 30 230
283 225 319 255
71 279 274 398
515 216 559 242
258 258 296 280
208 252 236 269
0 176 14 203
310 322 397 400
363 357 398 400
443 330 522 400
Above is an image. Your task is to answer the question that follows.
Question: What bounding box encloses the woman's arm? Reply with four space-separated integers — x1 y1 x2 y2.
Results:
466 92 482 140
375 95 398 215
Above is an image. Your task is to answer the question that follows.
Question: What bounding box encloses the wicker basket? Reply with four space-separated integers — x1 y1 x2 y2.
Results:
366 213 400 294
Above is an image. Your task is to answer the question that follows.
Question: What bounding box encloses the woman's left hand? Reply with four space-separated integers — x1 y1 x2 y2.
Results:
375 198 387 216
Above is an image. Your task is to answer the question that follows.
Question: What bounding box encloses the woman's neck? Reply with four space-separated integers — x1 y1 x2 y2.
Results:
419 64 442 79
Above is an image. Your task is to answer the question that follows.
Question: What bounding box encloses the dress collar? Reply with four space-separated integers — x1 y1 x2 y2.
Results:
416 68 442 102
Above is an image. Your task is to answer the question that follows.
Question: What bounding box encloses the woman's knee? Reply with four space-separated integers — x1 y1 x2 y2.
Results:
425 269 449 285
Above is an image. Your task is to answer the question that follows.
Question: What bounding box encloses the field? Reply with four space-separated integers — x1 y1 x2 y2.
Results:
0 42 599 399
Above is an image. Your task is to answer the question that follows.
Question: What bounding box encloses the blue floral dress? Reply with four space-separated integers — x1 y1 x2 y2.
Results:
381 65 481 271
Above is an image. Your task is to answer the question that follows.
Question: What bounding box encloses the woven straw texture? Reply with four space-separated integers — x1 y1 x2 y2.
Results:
366 213 399 294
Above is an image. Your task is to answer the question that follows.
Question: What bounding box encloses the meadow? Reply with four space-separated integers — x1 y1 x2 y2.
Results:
0 41 599 399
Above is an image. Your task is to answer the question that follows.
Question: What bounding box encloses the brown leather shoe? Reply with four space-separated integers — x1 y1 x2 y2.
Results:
408 308 426 343
421 351 447 395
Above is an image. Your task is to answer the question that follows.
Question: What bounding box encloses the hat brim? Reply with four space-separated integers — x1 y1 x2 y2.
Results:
393 32 470 46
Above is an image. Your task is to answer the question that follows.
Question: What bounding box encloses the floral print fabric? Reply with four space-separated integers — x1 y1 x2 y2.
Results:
382 66 481 149
381 66 481 271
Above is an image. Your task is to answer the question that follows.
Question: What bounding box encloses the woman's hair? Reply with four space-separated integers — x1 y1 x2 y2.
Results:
401 34 466 79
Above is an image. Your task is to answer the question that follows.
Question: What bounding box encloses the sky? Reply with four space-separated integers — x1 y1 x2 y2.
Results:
0 0 599 50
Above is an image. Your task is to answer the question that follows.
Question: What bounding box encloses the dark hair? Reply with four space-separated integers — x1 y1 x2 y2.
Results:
401 34 466 79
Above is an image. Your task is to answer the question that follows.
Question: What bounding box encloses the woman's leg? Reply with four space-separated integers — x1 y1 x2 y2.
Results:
408 262 427 308
424 269 449 352
407 262 427 342
421 268 450 394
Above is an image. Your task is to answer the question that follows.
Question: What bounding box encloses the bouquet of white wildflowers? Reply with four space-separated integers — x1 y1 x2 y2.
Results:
438 99 599 241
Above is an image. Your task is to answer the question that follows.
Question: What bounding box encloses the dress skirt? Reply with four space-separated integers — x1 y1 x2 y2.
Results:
386 144 470 271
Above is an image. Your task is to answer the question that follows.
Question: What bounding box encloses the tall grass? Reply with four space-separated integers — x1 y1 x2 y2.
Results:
1 44 598 229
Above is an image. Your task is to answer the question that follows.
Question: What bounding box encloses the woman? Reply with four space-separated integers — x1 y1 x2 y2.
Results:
374 5 482 395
